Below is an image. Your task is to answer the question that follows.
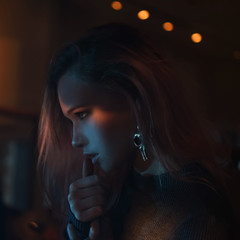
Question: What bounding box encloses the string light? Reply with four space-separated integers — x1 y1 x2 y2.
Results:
162 22 174 32
109 5 206 46
191 33 202 43
137 10 150 20
111 1 122 11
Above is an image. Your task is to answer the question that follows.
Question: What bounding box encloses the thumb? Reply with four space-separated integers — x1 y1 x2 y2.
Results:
89 219 100 240
67 223 79 240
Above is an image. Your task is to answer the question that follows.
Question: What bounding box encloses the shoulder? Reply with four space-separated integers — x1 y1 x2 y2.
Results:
171 213 230 240
153 163 236 239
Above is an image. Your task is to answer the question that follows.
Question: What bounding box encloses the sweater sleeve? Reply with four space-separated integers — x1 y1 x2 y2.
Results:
65 205 90 239
171 214 229 240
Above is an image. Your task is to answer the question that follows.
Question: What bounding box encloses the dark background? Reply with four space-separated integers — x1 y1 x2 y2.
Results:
0 0 239 239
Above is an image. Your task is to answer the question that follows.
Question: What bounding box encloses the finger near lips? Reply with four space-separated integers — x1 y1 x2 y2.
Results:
83 157 94 177
68 157 111 228
69 175 110 192
69 175 101 191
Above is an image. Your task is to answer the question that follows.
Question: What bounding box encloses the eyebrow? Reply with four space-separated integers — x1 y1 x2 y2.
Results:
66 105 88 114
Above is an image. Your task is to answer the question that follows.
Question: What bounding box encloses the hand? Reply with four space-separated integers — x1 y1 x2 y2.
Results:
67 158 112 239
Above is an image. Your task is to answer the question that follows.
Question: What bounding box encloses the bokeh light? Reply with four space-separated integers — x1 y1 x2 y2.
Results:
233 50 240 60
162 22 174 31
137 10 150 20
191 33 202 43
111 1 122 11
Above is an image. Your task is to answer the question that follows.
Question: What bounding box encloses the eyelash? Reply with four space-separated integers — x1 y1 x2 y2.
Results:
74 111 90 120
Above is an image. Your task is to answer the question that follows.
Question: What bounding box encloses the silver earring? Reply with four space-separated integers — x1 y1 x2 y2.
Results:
133 127 148 161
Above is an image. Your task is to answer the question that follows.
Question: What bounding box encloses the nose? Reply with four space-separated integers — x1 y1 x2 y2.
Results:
71 124 88 148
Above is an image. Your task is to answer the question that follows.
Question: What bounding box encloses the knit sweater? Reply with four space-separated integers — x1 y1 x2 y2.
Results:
68 163 236 240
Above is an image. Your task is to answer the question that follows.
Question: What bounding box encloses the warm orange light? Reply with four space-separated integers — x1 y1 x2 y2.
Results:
191 33 202 43
233 50 240 60
111 1 122 11
162 22 174 31
137 10 150 20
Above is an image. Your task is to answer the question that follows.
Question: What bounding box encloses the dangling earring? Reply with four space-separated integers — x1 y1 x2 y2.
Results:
133 127 148 161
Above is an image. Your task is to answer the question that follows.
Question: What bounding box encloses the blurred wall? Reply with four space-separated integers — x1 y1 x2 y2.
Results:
0 0 239 129
0 0 57 114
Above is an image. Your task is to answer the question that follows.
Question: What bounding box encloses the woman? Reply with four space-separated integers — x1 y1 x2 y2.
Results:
38 23 238 239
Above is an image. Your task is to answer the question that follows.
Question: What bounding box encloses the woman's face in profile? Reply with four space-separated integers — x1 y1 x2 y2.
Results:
57 73 137 186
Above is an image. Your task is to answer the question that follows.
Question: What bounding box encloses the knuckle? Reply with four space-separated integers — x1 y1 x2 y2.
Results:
77 212 87 222
69 182 76 192
75 212 81 221
70 204 82 221
71 202 77 213
68 191 76 202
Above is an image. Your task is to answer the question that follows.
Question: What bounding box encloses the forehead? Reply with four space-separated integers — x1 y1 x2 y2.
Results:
58 74 98 106
57 74 131 112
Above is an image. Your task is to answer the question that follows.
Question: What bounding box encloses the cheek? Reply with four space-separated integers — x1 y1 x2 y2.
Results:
84 109 137 164
96 117 136 166
88 110 131 140
85 115 138 186
96 114 135 149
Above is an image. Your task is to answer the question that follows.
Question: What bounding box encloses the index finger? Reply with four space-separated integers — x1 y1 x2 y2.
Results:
82 157 93 178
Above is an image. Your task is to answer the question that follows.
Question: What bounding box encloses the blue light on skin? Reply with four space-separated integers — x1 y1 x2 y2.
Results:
58 72 141 191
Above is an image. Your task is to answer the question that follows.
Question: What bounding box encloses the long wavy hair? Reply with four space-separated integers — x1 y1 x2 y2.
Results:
38 23 232 222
